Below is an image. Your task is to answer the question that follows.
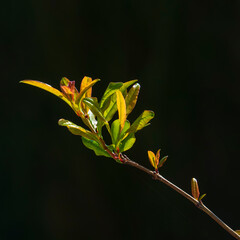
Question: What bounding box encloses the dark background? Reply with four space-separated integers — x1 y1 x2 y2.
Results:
1 0 240 239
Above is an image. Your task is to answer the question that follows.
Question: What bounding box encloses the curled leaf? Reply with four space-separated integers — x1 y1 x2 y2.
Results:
80 76 92 97
60 78 79 102
191 178 200 200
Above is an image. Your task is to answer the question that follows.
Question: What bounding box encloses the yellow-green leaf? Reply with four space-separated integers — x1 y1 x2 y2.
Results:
100 82 123 109
119 133 136 152
58 119 98 141
103 80 138 121
80 76 92 97
198 193 206 201
191 178 200 200
79 76 93 112
20 80 72 107
148 151 156 168
125 83 140 115
76 79 100 106
116 90 126 131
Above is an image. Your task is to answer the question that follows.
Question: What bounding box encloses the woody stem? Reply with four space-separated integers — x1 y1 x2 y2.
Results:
121 155 240 240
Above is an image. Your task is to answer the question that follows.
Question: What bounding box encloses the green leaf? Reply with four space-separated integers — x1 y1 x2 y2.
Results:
116 90 126 131
82 137 111 158
20 80 72 108
58 119 97 141
125 83 140 115
103 80 138 121
126 110 155 134
83 97 107 123
111 119 120 145
111 120 130 145
99 82 123 108
119 133 136 152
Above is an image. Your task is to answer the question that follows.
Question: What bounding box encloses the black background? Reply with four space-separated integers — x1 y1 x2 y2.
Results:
1 0 240 239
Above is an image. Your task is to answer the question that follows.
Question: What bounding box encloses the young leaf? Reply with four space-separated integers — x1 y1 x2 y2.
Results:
60 78 79 102
80 76 92 97
198 193 206 201
125 83 140 115
191 178 200 200
58 119 97 141
119 133 136 152
148 151 156 169
126 110 155 134
20 80 72 108
158 155 168 168
60 77 70 86
83 97 107 123
82 137 111 158
116 90 126 131
80 76 93 111
155 149 161 166
76 79 100 106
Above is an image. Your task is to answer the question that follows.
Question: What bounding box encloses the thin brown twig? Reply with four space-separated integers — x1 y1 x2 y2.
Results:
121 155 240 240
86 116 239 239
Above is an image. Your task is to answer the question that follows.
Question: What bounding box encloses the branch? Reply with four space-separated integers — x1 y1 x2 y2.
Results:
121 155 240 240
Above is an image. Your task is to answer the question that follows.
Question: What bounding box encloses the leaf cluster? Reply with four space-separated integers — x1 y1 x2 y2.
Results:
20 77 154 162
